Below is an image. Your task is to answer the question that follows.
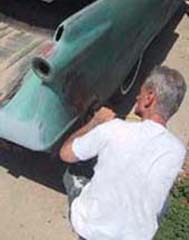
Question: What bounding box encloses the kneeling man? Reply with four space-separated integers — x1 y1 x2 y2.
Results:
60 66 186 240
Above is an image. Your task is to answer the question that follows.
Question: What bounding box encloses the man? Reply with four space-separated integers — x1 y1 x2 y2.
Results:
60 66 187 240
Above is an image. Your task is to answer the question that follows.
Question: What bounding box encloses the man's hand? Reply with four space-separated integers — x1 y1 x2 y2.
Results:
90 107 116 126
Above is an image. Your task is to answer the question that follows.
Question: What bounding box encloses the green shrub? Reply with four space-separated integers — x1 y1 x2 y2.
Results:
154 177 189 240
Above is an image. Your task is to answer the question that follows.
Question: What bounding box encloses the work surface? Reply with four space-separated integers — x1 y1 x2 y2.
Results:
0 9 189 240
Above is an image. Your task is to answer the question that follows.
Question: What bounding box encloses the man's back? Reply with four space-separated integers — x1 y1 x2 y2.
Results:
71 119 186 240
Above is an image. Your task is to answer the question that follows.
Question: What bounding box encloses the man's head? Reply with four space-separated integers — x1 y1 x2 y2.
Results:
135 66 186 122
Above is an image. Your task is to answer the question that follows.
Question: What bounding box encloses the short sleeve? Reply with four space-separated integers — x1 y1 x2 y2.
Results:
72 124 106 161
72 119 121 161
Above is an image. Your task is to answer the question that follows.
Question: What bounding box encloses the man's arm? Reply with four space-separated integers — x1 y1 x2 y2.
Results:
59 107 115 163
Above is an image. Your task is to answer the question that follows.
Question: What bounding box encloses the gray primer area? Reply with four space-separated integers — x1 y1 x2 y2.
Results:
0 110 44 151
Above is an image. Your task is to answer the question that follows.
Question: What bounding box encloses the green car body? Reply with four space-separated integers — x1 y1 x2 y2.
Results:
0 0 181 152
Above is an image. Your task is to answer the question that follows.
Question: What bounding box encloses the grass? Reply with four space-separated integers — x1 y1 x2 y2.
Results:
154 176 189 240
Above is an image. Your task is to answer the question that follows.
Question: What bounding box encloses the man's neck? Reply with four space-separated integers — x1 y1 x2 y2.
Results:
142 113 167 127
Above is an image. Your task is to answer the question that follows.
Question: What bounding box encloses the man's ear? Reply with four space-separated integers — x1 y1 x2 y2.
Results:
144 90 155 108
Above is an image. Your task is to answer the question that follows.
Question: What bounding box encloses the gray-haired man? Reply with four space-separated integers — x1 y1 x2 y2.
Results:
60 66 186 240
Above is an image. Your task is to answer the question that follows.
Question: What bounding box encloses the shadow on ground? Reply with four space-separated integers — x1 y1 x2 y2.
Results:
0 141 67 193
0 3 187 193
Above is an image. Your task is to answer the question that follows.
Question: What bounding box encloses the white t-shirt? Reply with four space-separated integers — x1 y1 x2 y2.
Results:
71 119 186 240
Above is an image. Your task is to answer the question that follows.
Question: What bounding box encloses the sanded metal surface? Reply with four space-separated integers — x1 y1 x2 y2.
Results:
0 18 49 105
